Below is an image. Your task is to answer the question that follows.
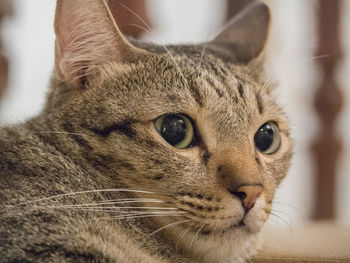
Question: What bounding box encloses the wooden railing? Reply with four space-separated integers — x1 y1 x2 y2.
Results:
0 0 11 99
312 0 343 219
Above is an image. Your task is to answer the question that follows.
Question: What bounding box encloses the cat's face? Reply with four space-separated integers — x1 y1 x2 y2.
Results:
50 0 293 262
54 50 292 262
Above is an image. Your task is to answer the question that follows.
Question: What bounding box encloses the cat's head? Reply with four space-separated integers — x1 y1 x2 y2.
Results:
49 0 293 262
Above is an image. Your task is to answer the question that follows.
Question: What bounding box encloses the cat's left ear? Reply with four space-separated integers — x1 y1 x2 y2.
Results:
54 0 146 88
211 2 271 63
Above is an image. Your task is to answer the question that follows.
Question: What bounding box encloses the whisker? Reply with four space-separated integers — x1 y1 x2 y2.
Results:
44 199 165 208
102 198 159 202
100 214 184 221
142 220 191 244
308 54 331 61
190 222 206 249
272 200 303 215
161 45 191 93
46 205 179 210
269 212 294 236
5 199 164 209
97 211 187 219
18 189 157 205
262 75 271 91
271 208 293 221
175 221 196 250
111 211 186 216
46 209 186 216
213 221 220 238
125 23 152 35
117 2 152 32
197 32 210 70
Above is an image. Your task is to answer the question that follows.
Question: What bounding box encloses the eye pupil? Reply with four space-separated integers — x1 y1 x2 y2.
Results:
254 122 280 154
160 115 187 146
155 114 195 149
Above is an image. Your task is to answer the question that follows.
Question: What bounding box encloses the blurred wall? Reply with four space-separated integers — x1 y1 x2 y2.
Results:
0 0 349 225
338 0 350 222
268 0 318 225
0 0 55 124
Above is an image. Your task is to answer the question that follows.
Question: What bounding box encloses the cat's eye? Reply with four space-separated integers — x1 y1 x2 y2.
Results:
254 122 281 154
155 114 194 149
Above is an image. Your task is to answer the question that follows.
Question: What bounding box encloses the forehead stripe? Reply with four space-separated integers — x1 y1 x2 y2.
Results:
256 93 264 114
84 119 136 138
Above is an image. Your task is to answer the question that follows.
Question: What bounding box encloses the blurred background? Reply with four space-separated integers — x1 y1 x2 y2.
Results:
0 0 349 227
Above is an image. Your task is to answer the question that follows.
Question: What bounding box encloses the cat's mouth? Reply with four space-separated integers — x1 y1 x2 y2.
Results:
198 219 246 236
180 215 247 238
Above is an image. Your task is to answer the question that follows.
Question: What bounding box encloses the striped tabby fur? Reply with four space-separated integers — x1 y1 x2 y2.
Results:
0 0 293 262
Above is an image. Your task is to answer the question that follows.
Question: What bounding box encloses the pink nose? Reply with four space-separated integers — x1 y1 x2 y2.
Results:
233 185 263 212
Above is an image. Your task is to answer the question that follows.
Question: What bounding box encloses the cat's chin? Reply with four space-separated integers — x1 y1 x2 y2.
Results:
184 226 261 263
186 223 263 263
170 198 268 262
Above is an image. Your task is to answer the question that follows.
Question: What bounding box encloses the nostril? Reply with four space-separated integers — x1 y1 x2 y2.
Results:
229 189 247 201
236 191 247 201
229 185 263 212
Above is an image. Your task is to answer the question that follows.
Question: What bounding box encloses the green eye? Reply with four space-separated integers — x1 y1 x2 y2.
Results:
155 114 194 149
254 122 281 154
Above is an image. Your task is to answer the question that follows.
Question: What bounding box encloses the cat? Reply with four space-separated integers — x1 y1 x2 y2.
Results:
0 0 293 262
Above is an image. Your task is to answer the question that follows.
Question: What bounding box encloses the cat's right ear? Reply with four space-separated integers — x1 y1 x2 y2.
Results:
54 0 146 88
211 2 271 63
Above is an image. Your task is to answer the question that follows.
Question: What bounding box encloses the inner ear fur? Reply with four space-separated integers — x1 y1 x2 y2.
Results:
210 2 271 63
54 0 146 87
